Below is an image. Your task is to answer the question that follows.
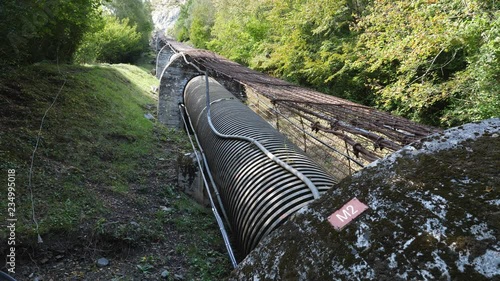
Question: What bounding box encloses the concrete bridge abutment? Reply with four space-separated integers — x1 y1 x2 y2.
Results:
158 52 202 128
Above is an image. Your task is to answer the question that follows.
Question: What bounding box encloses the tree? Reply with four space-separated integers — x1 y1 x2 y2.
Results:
352 0 500 125
75 16 143 64
172 0 215 48
74 0 154 64
173 0 499 127
105 0 153 49
172 0 193 42
0 0 101 65
207 0 271 65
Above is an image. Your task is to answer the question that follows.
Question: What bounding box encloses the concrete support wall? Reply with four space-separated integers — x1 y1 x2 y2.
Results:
177 152 209 207
158 53 202 128
156 45 176 79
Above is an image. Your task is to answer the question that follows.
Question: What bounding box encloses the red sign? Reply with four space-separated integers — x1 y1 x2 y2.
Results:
328 198 369 231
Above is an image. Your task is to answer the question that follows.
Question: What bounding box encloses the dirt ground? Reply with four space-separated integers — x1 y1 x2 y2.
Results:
8 140 232 281
0 63 232 280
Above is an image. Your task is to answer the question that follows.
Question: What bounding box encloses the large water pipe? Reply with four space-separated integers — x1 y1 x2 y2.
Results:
184 76 337 256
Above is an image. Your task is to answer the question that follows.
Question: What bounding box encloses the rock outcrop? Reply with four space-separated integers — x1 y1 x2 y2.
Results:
151 0 185 35
230 118 499 280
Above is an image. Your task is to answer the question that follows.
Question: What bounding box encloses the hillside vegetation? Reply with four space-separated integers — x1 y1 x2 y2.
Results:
1 1 233 279
0 61 231 279
1 0 153 65
173 0 499 127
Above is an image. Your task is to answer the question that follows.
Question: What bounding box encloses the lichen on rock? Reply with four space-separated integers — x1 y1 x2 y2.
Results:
229 118 500 280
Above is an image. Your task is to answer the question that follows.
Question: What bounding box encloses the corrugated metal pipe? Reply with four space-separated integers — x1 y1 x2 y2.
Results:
184 76 337 256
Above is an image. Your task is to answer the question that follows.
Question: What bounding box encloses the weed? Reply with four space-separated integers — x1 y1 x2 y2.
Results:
94 218 107 235
136 255 155 274
136 263 154 274
161 184 176 197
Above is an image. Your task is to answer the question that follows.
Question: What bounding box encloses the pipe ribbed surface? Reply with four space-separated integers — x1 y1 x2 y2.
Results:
184 76 337 256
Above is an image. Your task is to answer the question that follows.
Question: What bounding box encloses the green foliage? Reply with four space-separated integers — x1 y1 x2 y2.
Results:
105 0 154 50
207 0 271 65
0 0 153 65
260 0 368 101
172 0 193 42
0 0 101 65
75 16 143 63
1 59 232 278
172 0 215 48
351 0 500 125
174 0 499 127
441 9 500 126
75 0 154 64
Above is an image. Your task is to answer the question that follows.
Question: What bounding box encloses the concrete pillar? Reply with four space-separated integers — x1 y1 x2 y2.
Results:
177 152 209 207
158 53 202 128
156 44 175 79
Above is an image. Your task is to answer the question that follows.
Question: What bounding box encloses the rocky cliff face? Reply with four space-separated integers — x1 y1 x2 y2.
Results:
150 0 185 36
229 118 500 280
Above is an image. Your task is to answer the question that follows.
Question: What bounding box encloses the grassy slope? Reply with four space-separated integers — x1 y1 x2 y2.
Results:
0 61 231 279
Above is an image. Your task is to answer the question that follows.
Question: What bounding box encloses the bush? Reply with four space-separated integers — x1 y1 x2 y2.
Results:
104 0 153 52
74 16 143 64
0 0 100 65
172 0 215 48
352 0 499 126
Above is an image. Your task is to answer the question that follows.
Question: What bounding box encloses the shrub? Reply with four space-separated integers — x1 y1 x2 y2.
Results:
0 0 100 65
75 16 143 64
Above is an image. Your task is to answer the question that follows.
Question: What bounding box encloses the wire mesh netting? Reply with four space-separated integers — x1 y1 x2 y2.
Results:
163 39 441 180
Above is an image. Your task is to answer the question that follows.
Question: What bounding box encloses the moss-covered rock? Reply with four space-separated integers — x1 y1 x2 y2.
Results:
229 118 499 280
